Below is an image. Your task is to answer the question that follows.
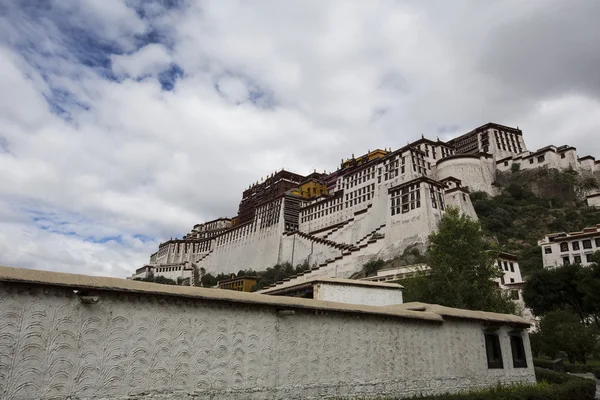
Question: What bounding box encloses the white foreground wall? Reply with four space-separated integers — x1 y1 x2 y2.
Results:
0 266 534 400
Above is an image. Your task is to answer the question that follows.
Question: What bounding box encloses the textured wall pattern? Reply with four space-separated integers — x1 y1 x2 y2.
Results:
0 283 535 400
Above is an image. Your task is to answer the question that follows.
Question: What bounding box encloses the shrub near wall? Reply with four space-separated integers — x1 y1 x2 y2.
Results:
392 368 596 400
535 357 600 377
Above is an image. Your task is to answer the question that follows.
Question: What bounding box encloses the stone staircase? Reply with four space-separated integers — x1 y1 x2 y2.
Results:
319 219 354 239
258 230 387 291
354 224 386 247
295 230 355 253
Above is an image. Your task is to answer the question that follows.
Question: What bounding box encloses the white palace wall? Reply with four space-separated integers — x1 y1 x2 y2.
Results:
379 184 445 260
0 266 535 400
445 189 478 220
202 201 286 274
436 155 497 196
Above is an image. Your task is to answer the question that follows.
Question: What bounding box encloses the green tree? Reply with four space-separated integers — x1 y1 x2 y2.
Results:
538 310 597 364
418 206 515 313
523 263 588 322
200 273 218 287
153 275 177 285
523 256 600 327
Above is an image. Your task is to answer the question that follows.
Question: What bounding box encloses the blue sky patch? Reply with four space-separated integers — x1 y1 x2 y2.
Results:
158 64 184 91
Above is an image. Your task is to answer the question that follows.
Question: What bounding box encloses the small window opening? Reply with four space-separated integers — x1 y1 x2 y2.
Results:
484 332 504 369
510 332 527 368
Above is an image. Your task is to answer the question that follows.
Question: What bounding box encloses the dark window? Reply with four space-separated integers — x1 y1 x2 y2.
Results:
583 240 592 249
510 262 515 272
544 247 552 254
510 333 527 368
596 238 600 247
484 332 504 369
572 241 580 251
529 159 534 164
504 161 509 166
538 155 545 163
586 253 593 263
563 256 570 266
560 242 569 252
574 255 582 264
561 153 566 159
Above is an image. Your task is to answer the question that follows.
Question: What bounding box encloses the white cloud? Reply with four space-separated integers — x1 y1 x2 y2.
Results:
111 44 172 78
0 0 598 278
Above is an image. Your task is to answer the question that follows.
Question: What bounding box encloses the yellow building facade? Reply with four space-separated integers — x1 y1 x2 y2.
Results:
218 276 258 292
291 178 329 199
341 149 389 170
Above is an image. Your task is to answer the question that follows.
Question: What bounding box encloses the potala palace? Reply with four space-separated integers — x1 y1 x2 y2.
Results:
131 122 600 287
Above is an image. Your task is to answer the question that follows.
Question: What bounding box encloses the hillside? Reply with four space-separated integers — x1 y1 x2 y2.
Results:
471 167 600 276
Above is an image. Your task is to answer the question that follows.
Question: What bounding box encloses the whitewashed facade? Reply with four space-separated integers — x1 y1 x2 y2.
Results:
539 225 600 268
259 277 404 307
136 122 599 288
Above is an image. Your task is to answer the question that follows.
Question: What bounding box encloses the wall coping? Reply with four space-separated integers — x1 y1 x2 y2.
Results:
0 266 530 327
0 265 440 324
394 302 531 327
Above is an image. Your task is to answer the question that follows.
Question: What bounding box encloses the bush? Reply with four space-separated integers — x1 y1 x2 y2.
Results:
535 357 600 379
397 368 595 399
533 358 554 370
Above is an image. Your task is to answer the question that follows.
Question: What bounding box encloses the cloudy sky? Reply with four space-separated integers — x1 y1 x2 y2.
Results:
1 0 599 277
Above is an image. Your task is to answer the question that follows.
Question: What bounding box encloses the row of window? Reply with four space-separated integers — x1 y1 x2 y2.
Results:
216 223 257 246
219 280 247 290
345 166 375 189
552 238 600 253
346 183 375 202
258 205 281 230
420 143 454 160
346 192 373 209
429 184 445 210
499 260 515 273
562 253 595 266
156 266 183 273
494 129 522 154
390 183 421 216
302 204 343 222
454 135 478 148
485 331 527 369
300 196 343 222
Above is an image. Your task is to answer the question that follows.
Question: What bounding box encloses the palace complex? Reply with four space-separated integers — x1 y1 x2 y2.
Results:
131 122 600 291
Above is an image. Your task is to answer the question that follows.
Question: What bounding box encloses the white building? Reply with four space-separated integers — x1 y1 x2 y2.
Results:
539 224 600 268
588 192 600 208
258 277 404 306
360 252 523 286
448 123 527 161
135 122 598 291
358 253 534 325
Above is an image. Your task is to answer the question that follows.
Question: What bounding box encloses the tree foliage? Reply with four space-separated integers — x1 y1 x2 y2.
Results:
253 262 310 291
523 255 600 326
403 206 515 313
470 169 600 277
537 310 597 364
133 275 177 285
